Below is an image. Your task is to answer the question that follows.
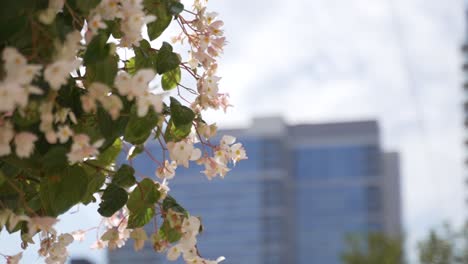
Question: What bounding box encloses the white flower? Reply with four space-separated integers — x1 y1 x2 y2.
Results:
7 213 29 231
115 69 154 100
220 135 236 147
14 132 38 158
58 233 74 246
155 160 177 180
71 229 86 242
167 141 202 168
67 134 104 164
57 125 73 143
101 94 123 120
230 143 247 164
200 157 230 180
95 0 122 20
101 227 129 250
6 252 23 264
157 179 170 201
90 239 108 250
136 90 163 117
0 83 21 112
88 14 107 35
56 31 82 61
115 70 163 117
44 59 81 90
181 216 201 237
0 122 14 156
197 123 217 139
130 228 147 252
27 216 58 237
38 0 65 24
167 245 182 261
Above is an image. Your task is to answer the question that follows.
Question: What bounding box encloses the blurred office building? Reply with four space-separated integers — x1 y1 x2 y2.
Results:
108 117 402 264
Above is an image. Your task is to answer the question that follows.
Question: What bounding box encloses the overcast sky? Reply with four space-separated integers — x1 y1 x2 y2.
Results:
0 0 466 263
206 0 466 262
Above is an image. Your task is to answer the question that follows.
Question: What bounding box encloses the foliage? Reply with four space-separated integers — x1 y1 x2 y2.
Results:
341 232 404 264
0 0 246 263
418 223 468 264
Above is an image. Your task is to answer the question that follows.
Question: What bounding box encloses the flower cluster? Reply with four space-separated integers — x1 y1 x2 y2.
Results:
0 0 244 263
0 210 74 264
172 2 229 112
89 0 156 46
166 211 225 264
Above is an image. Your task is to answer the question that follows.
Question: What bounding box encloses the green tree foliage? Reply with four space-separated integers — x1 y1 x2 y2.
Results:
341 232 404 264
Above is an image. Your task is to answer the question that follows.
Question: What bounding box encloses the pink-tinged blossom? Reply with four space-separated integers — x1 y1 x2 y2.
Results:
200 157 230 180
67 134 104 164
90 239 108 250
0 48 43 113
0 122 14 156
88 14 107 35
71 229 86 242
167 141 202 168
44 59 81 90
156 160 177 180
230 143 247 164
14 132 38 158
27 216 58 237
119 0 156 47
130 228 148 251
38 0 65 24
101 227 130 250
6 252 22 264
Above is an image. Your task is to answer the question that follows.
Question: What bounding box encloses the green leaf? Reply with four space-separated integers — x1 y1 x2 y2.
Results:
83 34 110 65
12 103 40 128
127 178 160 228
97 108 129 149
161 67 180 91
81 172 106 205
85 55 119 87
40 165 89 216
170 97 194 126
134 39 158 72
162 195 188 217
145 0 172 41
165 97 194 141
84 35 118 87
156 42 181 74
169 2 184 15
125 58 136 75
112 164 136 188
91 138 122 168
57 80 85 117
42 146 68 174
98 184 128 217
124 105 159 145
105 20 123 38
54 12 75 42
160 219 182 243
127 145 144 160
0 170 5 187
127 207 155 229
72 113 103 144
75 0 100 13
127 178 160 211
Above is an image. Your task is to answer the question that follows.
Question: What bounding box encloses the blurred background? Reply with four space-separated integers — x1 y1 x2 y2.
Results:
1 0 466 263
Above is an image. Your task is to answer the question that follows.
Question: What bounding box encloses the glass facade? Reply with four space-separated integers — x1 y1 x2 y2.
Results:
295 144 384 264
108 120 399 264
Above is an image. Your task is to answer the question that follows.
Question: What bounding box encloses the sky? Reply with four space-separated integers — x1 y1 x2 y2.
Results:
206 0 466 262
0 0 466 263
